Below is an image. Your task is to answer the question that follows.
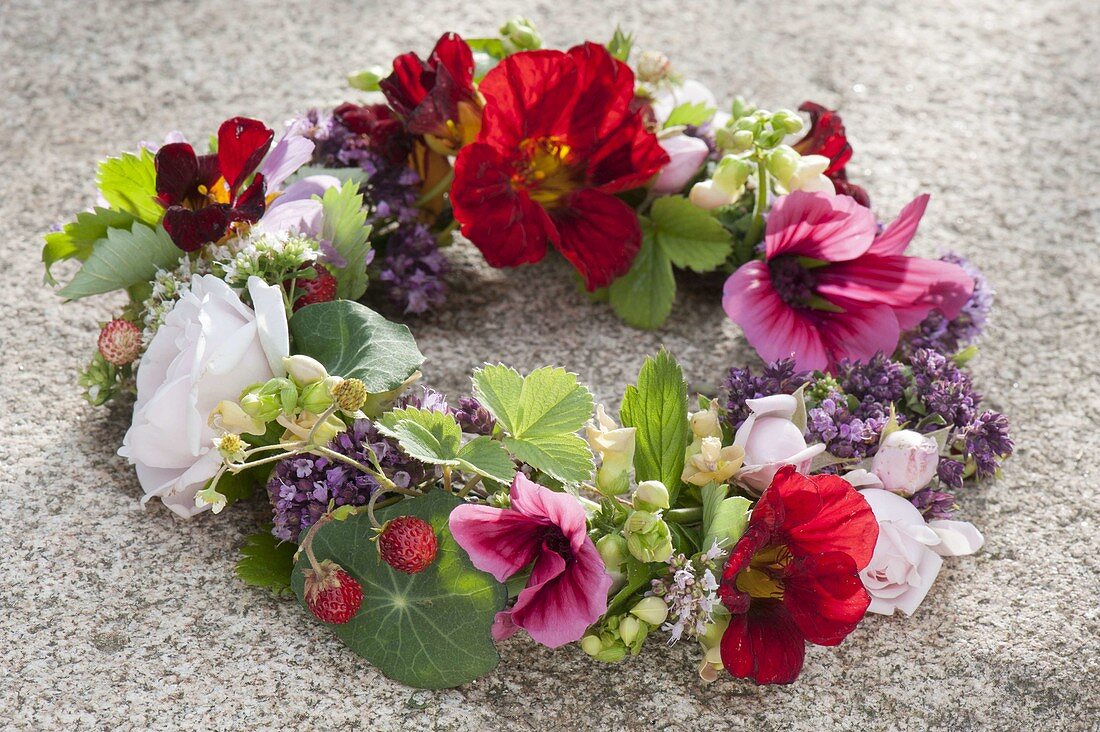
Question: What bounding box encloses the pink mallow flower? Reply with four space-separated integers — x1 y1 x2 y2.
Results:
722 191 974 371
449 473 612 648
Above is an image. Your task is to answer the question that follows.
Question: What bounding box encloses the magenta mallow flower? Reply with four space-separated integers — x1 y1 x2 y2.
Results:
723 191 975 372
448 473 612 648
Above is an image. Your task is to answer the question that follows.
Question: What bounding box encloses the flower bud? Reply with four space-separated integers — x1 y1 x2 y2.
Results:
500 17 541 53
579 634 604 657
630 596 669 626
652 134 710 194
728 128 755 152
689 399 723 441
697 612 731 683
624 510 674 564
618 616 643 646
636 50 672 84
332 377 368 413
586 405 636 497
689 180 735 211
299 379 335 415
766 145 800 186
730 96 756 120
871 429 940 496
634 480 670 511
771 109 804 135
283 355 329 386
209 400 267 435
712 154 754 193
239 392 282 422
596 533 629 573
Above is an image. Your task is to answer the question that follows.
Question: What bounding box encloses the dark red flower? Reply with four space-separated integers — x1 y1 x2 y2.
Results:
792 102 870 207
450 43 669 290
380 33 482 155
155 117 274 252
333 102 413 167
717 466 878 684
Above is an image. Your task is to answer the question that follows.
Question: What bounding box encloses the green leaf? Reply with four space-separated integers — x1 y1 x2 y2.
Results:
97 149 163 224
347 66 385 91
237 531 297 596
649 196 733 273
606 26 634 62
605 555 657 616
291 490 507 689
215 469 258 506
320 181 372 300
608 223 675 330
664 101 716 129
700 483 751 553
465 37 507 58
378 407 463 464
455 437 516 484
57 222 181 300
471 365 595 484
289 300 424 393
619 350 690 504
42 207 137 284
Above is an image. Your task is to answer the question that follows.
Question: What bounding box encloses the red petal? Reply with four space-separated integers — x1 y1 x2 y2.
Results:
586 112 669 193
380 52 430 118
162 205 230 252
832 174 871 207
217 117 273 192
428 33 476 97
551 189 641 290
563 42 635 149
784 552 871 646
793 102 853 178
451 142 555 268
477 50 577 150
448 503 546 582
154 142 199 205
230 173 267 222
720 600 806 685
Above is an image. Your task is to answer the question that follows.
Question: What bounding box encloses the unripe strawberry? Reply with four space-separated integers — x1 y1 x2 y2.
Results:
303 559 362 624
378 516 438 574
97 319 142 366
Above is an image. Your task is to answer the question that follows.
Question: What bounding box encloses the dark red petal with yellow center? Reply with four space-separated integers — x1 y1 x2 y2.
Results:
217 117 273 192
162 205 230 253
551 188 641 290
451 142 556 268
721 600 806 685
783 552 871 646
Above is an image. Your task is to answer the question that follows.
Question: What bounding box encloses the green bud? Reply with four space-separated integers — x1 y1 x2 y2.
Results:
730 96 756 120
766 145 801 185
347 65 386 92
299 379 334 414
239 392 281 422
729 129 755 152
712 155 754 194
623 510 674 564
755 128 787 149
500 17 541 53
630 596 670 626
283 355 329 386
596 533 629 573
619 616 643 646
487 490 511 509
634 480 670 511
771 109 804 135
79 351 121 407
579 634 604 657
279 380 299 416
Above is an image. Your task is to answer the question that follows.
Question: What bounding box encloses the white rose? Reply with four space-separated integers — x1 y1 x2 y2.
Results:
859 488 984 616
734 394 825 493
119 275 289 517
871 429 940 496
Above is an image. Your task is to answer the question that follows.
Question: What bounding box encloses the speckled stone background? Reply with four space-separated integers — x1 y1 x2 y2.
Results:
1 0 1097 729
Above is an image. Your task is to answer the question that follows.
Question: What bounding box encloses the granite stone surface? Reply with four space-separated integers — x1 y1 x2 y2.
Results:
1 0 1097 729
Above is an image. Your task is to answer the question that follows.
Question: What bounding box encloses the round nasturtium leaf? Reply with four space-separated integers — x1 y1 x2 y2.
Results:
292 489 507 689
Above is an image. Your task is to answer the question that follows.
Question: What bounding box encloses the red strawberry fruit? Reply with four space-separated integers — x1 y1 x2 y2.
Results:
293 265 338 310
303 559 363 624
378 516 438 574
97 319 143 366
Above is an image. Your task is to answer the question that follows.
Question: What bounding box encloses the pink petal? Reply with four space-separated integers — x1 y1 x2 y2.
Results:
259 133 316 191
491 611 519 641
510 539 612 648
448 503 545 582
816 302 901 367
868 194 929 256
508 473 590 556
723 262 829 371
764 191 876 263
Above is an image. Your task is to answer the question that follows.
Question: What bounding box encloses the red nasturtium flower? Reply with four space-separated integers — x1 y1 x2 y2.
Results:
380 33 482 155
155 117 274 252
792 102 870 207
450 43 670 291
717 466 878 684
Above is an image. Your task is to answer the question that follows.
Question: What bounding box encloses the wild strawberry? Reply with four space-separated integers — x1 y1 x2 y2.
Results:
378 516 438 574
293 265 338 310
303 559 363 624
97 319 142 366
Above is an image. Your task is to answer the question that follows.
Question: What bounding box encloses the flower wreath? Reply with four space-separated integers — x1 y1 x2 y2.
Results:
44 20 1012 688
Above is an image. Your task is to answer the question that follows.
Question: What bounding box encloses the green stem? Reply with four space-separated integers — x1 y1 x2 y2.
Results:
435 219 459 246
311 446 421 496
743 157 769 247
415 168 454 208
664 506 704 524
306 404 338 445
457 474 482 499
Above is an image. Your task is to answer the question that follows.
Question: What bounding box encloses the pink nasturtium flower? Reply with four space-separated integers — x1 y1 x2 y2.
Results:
449 473 612 648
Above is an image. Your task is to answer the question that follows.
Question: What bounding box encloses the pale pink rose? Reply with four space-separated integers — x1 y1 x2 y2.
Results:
653 135 710 194
859 488 984 616
734 394 825 493
871 429 940 496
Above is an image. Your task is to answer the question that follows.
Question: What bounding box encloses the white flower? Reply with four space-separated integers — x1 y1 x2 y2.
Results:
859 488 984 616
119 275 289 517
871 429 940 496
734 394 825 493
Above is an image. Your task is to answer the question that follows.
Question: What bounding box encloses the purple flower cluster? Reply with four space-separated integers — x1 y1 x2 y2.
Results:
960 410 1013 479
806 393 888 461
266 419 428 543
899 253 992 357
722 358 808 429
288 108 449 314
453 396 496 436
909 348 981 428
910 488 957 520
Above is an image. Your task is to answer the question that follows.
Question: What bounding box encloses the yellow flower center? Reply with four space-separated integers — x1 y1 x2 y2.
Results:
735 544 792 600
513 136 579 208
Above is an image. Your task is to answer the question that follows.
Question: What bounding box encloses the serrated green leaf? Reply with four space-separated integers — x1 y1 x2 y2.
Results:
456 437 515 484
619 350 690 504
700 483 751 554
606 26 634 62
512 367 593 438
291 490 506 688
504 433 594 485
664 101 716 129
42 207 137 284
97 149 162 224
321 181 372 300
57 222 180 300
377 407 463 465
289 300 424 393
608 223 675 330
237 531 297 596
471 364 524 434
650 196 733 273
